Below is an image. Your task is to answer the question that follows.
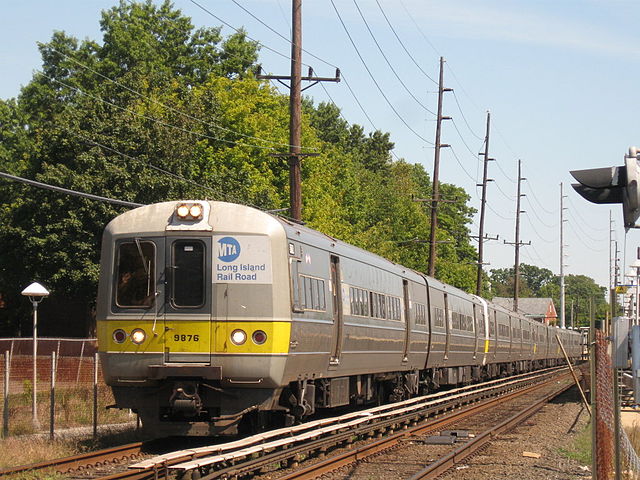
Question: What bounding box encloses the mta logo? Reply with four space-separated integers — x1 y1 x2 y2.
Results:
217 237 241 262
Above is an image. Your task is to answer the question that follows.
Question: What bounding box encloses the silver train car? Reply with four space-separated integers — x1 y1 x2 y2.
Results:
96 201 582 435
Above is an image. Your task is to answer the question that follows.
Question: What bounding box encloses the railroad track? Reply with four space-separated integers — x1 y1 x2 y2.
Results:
1 367 575 480
102 367 573 480
0 442 146 478
279 372 575 479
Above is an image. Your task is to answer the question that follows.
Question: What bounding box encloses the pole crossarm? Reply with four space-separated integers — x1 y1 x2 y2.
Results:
255 2 340 221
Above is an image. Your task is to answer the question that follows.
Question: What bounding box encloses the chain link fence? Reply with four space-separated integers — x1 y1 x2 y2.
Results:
1 338 134 438
0 338 100 396
595 329 640 479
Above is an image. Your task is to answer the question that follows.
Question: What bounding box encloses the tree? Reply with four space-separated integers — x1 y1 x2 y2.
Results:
489 264 607 327
0 1 261 336
0 1 483 336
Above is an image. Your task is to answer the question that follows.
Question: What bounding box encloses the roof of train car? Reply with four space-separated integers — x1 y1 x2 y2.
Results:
105 200 576 329
269 207 476 300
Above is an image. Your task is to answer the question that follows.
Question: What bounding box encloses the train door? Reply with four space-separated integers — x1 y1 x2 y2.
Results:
491 310 498 361
472 304 478 360
402 280 411 363
329 255 343 365
162 237 212 364
444 293 450 361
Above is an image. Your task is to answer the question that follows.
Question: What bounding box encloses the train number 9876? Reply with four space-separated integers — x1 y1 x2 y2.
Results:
173 334 200 342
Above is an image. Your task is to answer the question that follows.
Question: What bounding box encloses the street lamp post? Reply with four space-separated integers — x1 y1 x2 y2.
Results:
21 282 49 429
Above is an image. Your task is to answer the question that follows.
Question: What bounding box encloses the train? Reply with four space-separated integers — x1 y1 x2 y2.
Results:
96 200 582 436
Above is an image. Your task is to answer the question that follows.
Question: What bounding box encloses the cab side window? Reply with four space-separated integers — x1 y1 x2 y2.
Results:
115 241 155 308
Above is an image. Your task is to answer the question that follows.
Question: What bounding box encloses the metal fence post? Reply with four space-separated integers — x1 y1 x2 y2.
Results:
50 351 56 440
93 352 98 439
76 340 85 385
3 351 9 438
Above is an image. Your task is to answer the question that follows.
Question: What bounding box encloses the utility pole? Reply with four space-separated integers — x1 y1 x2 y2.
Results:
475 111 497 295
504 159 531 313
428 56 452 277
288 0 302 221
256 0 339 221
610 211 616 325
560 182 568 328
571 299 574 328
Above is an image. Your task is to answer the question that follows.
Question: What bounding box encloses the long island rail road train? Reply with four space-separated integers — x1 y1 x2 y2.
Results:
96 200 582 436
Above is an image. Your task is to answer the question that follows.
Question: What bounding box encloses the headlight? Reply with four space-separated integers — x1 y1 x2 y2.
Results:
175 202 204 220
176 204 190 218
252 330 267 345
230 329 247 346
112 329 127 344
189 204 203 219
131 328 146 344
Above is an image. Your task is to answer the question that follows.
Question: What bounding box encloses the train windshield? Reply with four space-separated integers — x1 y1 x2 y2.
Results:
115 240 156 308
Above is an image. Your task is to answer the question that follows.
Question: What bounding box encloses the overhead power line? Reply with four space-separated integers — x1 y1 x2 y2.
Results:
188 0 293 64
451 90 483 141
47 47 302 151
449 146 476 182
76 134 224 197
450 119 482 161
227 0 339 70
374 0 438 86
352 0 436 116
40 72 292 152
0 171 143 208
330 0 435 146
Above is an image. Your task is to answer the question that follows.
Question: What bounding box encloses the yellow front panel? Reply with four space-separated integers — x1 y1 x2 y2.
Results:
98 320 164 353
213 321 291 354
164 321 212 354
98 320 291 354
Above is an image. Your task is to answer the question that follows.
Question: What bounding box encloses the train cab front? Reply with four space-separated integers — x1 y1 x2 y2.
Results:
96 201 292 436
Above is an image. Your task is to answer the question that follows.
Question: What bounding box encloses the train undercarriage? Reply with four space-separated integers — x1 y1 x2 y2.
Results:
111 358 569 437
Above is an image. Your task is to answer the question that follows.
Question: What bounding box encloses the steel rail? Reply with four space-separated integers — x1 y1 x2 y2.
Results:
276 372 572 480
125 368 562 479
78 369 570 480
0 442 145 478
408 380 574 479
184 370 566 480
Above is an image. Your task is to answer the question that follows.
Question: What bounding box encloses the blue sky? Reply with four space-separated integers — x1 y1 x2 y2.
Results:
2 0 638 295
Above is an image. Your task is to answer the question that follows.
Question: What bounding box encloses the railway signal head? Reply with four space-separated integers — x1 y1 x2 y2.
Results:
571 146 640 231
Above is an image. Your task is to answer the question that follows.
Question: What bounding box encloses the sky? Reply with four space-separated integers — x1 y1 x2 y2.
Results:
2 0 639 293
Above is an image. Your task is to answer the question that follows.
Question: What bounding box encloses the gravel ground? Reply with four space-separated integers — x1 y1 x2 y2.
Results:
437 387 591 480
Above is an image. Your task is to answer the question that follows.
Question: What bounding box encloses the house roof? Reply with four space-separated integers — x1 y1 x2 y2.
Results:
492 297 557 318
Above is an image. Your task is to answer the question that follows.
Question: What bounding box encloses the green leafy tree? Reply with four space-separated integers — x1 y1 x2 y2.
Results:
489 264 607 326
0 1 261 336
0 1 482 336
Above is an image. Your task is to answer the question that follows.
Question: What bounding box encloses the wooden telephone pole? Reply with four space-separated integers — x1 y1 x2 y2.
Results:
427 57 452 277
475 111 498 295
257 0 339 221
504 159 530 312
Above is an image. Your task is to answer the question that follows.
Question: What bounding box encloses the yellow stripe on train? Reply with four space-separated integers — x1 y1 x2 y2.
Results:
97 320 291 354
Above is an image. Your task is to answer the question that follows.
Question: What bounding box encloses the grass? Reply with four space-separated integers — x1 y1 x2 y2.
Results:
0 436 78 471
626 421 640 471
558 422 592 465
1 383 132 437
0 420 145 472
0 382 142 471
